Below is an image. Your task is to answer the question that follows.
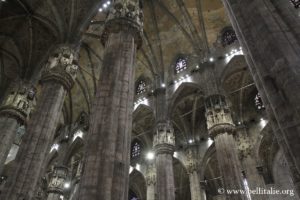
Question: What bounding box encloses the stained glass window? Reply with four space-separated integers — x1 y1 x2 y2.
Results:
291 0 300 8
175 58 187 74
136 80 146 95
222 29 237 46
254 93 265 110
131 141 141 158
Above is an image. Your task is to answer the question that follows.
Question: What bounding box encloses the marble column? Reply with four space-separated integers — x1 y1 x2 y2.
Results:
187 159 202 200
0 45 78 200
154 122 176 200
78 1 143 200
146 164 156 200
0 83 36 175
205 95 245 200
221 0 300 181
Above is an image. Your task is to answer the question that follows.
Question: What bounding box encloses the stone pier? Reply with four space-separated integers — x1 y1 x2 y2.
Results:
205 94 245 200
0 83 36 175
154 122 176 200
0 45 78 200
77 1 143 199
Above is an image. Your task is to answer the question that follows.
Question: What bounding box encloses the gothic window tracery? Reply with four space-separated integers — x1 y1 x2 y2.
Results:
175 57 187 74
222 29 237 46
254 93 265 110
136 80 146 95
291 0 300 8
131 140 142 159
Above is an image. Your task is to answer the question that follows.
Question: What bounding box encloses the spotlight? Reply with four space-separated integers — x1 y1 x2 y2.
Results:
146 152 155 160
209 57 214 62
161 83 166 88
188 139 193 144
64 182 70 189
99 8 103 12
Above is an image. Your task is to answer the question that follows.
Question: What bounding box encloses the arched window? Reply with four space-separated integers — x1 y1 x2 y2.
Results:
222 29 237 46
291 0 300 8
175 57 187 74
254 93 265 110
131 140 142 159
136 80 146 95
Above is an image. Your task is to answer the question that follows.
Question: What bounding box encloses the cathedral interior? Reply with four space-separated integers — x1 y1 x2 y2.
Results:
0 0 300 200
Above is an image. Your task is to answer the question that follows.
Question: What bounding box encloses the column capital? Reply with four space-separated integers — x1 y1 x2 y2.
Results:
101 0 143 48
47 165 68 194
205 94 235 138
41 45 78 90
153 122 175 155
0 83 36 124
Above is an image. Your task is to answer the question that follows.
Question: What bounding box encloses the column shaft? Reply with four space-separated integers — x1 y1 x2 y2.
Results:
222 0 300 176
242 157 267 200
156 153 175 200
147 184 155 200
78 32 136 200
0 117 19 174
214 133 244 200
154 122 176 200
189 171 202 200
0 45 78 200
205 95 245 200
2 83 66 199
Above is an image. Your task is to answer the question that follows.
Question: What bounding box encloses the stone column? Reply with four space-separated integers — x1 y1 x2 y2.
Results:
47 166 68 200
236 130 267 200
146 164 156 200
221 0 300 182
187 158 202 200
69 160 83 200
0 45 78 200
47 130 71 200
205 95 245 200
0 83 36 175
154 122 176 200
78 1 143 200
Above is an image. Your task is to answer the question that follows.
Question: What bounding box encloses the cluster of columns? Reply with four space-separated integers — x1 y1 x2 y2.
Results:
0 45 79 200
0 0 300 200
